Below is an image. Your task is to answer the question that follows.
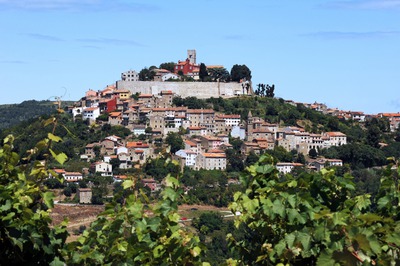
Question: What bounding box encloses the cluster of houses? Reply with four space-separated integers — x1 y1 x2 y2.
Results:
64 83 350 185
285 100 400 132
50 50 400 204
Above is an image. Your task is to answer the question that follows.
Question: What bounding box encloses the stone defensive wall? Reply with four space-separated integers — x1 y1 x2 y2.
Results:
116 80 250 98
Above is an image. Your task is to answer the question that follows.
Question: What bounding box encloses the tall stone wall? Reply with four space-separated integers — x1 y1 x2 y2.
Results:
116 80 249 98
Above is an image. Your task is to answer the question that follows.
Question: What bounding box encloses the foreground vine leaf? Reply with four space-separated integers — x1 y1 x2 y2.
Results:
65 174 207 265
228 154 400 265
0 135 68 264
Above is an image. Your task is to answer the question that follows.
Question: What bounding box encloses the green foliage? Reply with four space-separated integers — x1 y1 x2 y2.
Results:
183 169 242 207
0 100 73 130
64 176 206 265
208 67 231 82
63 186 72 197
199 62 208 81
230 64 252 82
265 146 293 162
255 84 275 97
159 62 175 72
228 154 400 265
0 134 68 264
144 157 180 182
173 96 209 109
165 132 184 153
225 148 245 172
193 212 223 234
139 67 156 81
97 113 109 122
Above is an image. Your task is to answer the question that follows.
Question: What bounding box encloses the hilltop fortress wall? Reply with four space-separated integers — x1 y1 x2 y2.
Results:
116 80 250 98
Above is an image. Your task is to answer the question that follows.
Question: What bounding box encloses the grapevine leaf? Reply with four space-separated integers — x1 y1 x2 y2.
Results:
49 149 68 165
48 133 62 142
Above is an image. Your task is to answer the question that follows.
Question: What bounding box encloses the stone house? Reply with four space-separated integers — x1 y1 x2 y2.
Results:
324 132 347 146
186 109 214 127
195 152 226 170
78 188 92 204
108 111 123 126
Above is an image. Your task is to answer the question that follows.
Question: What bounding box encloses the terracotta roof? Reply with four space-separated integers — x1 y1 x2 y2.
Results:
114 89 130 93
185 140 197 147
206 65 224 69
253 137 268 142
379 113 400 117
276 162 303 166
189 126 205 130
114 175 128 180
109 112 121 117
216 114 241 119
152 107 188 112
65 172 82 176
202 136 220 141
243 142 259 147
325 132 346 137
187 109 214 114
86 143 100 148
126 142 149 148
53 169 65 174
138 94 153 98
202 153 226 158
84 107 99 111
207 149 224 153
78 188 92 191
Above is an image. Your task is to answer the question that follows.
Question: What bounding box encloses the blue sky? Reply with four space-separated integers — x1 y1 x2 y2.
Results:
0 0 399 114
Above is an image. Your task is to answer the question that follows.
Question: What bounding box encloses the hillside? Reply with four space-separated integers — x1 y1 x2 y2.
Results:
0 100 74 130
2 95 400 264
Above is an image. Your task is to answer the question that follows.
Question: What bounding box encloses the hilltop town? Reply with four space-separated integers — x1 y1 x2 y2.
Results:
2 51 400 266
37 53 382 198
37 50 394 200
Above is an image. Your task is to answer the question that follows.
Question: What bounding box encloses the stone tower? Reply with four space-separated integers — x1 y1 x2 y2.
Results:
187 49 196 64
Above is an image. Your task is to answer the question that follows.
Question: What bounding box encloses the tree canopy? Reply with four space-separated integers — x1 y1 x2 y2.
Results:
230 64 252 82
159 62 175 72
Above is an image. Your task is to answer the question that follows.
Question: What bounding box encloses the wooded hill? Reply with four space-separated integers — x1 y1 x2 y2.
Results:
0 100 74 130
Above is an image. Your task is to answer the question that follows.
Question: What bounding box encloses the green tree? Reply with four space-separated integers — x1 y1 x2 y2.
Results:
309 147 318 159
208 67 230 82
63 186 72 197
199 63 208 81
139 67 155 81
226 149 245 172
366 125 381 148
166 132 184 153
159 62 175 72
193 212 223 234
230 64 251 82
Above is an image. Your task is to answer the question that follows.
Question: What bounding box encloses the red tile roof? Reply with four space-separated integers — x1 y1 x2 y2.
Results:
202 153 226 158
